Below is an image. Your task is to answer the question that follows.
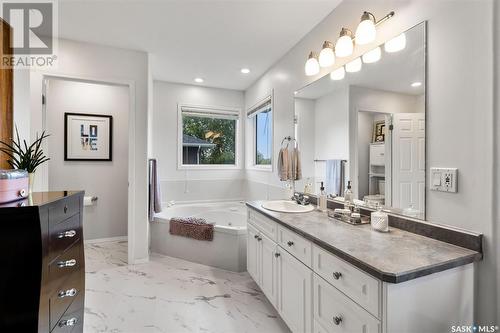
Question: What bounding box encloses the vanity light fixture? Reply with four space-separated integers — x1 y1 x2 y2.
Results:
345 57 362 73
355 11 377 45
194 77 204 83
385 33 406 53
305 51 320 76
335 28 354 58
362 46 382 63
319 41 335 67
411 81 422 87
240 68 250 74
330 66 345 80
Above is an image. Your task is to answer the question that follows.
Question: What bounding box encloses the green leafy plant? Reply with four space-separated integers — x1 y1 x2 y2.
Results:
0 126 50 173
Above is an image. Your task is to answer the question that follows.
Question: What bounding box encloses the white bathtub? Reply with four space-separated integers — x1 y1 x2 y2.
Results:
151 201 247 272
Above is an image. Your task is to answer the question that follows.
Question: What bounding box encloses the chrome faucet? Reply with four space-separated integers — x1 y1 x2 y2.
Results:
293 192 310 205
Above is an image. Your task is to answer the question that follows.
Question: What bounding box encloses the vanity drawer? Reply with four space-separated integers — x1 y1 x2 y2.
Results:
48 196 80 227
49 214 81 261
248 209 278 242
278 225 312 268
312 245 381 318
313 275 380 333
49 243 82 288
51 292 84 333
49 272 83 331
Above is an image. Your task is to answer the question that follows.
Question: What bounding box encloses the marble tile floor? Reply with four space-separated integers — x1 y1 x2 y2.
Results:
84 240 290 333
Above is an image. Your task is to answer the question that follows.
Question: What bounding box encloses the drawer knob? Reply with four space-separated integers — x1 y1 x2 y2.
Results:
58 288 77 298
18 189 26 197
58 317 78 327
64 205 68 213
287 241 294 247
57 230 77 239
257 237 262 241
254 235 259 239
274 252 281 258
333 316 343 325
332 272 342 280
57 259 77 268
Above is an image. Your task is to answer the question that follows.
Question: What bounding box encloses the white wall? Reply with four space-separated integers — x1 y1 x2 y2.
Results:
45 79 129 241
13 69 30 142
152 80 245 203
29 38 149 263
245 0 497 322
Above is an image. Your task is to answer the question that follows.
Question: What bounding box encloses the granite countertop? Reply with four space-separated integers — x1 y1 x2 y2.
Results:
246 201 482 283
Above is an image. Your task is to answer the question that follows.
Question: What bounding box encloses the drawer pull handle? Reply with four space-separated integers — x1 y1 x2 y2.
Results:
58 230 77 239
332 272 342 280
58 317 78 327
333 316 343 325
287 241 294 247
57 259 77 268
64 205 68 213
58 288 77 298
274 252 281 258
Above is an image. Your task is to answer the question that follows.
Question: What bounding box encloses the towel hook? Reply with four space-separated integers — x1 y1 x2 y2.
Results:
281 136 297 148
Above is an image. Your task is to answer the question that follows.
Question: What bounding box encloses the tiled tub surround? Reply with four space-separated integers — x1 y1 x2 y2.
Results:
246 201 482 332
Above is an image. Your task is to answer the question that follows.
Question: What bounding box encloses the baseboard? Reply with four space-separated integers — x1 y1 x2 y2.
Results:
84 236 128 244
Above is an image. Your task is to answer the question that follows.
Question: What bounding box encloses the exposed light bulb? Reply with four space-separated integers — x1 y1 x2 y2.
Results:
335 28 354 57
305 52 320 76
345 58 362 73
385 33 406 53
355 11 377 45
362 47 381 63
240 68 250 74
330 67 345 80
411 81 422 87
194 77 204 83
319 41 335 67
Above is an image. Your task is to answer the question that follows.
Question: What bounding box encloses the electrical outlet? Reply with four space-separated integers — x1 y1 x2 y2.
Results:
430 168 458 193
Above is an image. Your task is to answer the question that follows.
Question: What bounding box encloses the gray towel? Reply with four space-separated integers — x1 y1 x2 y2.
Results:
291 146 302 181
278 148 290 181
148 159 162 222
325 160 342 196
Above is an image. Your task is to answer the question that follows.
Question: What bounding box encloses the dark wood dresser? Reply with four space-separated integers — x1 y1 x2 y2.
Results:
0 191 85 333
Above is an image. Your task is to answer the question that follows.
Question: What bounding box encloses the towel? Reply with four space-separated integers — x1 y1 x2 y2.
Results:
169 217 214 241
291 146 302 181
148 159 162 222
278 147 290 181
325 159 342 196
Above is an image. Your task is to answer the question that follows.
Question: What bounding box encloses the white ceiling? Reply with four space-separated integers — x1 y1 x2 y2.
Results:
296 22 426 99
57 0 342 90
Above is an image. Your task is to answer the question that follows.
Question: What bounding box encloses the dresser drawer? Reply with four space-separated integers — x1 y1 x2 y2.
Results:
313 275 380 333
49 271 83 331
49 243 82 289
278 225 312 268
248 209 278 242
312 245 381 318
49 196 80 227
49 214 81 261
51 293 84 333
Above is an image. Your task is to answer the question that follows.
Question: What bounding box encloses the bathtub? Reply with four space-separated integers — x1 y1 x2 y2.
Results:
151 201 247 272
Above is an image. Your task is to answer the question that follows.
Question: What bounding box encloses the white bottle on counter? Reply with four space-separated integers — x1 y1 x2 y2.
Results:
371 205 389 232
318 182 327 212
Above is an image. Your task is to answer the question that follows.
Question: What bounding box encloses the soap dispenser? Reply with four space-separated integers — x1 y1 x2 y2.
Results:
345 180 353 203
318 182 327 212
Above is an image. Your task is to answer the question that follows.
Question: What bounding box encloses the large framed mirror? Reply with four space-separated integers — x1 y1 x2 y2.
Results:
294 22 426 220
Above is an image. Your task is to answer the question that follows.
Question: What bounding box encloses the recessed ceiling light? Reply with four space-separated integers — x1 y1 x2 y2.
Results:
240 68 250 74
411 81 422 87
194 77 204 83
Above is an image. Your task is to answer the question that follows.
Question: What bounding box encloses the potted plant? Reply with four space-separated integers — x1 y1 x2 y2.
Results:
0 126 50 193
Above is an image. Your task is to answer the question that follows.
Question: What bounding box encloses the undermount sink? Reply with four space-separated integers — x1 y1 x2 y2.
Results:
261 200 315 213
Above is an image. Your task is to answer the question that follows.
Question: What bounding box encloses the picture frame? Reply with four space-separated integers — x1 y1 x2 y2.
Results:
372 120 386 143
64 113 113 161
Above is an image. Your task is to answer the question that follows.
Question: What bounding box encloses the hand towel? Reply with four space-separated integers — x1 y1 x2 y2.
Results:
291 146 302 181
148 158 162 222
325 159 342 196
278 147 290 181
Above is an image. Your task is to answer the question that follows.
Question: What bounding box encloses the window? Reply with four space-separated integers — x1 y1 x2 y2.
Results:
247 96 272 167
179 105 239 167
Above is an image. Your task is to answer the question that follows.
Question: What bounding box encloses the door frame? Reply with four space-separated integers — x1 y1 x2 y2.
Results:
37 72 136 264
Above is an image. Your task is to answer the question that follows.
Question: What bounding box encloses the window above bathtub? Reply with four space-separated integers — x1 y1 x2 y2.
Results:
247 94 273 171
178 104 241 169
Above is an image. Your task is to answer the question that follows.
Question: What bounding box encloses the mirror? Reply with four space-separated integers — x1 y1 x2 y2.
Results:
294 22 426 219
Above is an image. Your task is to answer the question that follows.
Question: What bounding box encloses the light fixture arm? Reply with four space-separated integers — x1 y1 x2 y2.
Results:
374 11 395 27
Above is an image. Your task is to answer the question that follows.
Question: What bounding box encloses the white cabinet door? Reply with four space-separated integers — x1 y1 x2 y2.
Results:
260 233 279 307
247 223 260 283
278 248 313 333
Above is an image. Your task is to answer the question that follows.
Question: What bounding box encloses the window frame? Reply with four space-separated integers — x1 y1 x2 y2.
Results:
246 93 274 172
177 103 241 170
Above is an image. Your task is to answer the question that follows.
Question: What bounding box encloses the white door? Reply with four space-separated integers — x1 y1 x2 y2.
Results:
278 248 313 333
392 113 425 215
260 233 279 307
247 223 260 283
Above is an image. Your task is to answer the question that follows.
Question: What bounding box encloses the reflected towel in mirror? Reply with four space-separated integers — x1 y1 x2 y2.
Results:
326 160 342 196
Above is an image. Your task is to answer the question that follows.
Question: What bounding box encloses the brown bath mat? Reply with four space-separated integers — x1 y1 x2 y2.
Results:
169 217 214 241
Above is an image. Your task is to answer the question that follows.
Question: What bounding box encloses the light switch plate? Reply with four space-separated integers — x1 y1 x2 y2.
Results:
430 168 458 192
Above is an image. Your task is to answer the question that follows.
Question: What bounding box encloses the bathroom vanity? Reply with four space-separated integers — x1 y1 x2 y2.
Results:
0 191 85 332
246 201 482 333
